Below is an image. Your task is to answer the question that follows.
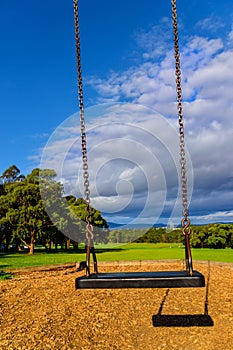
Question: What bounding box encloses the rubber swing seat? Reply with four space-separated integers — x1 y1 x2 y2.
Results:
76 270 205 289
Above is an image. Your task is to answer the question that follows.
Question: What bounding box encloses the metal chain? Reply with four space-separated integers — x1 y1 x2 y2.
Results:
73 0 94 273
73 0 191 272
171 0 191 236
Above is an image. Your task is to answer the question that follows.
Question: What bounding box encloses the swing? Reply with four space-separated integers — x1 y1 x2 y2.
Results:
73 0 205 289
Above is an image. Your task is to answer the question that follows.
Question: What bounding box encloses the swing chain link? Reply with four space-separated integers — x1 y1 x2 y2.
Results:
171 0 191 236
73 0 94 244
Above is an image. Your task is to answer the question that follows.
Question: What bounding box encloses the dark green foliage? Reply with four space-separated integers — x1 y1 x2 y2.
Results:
0 166 64 254
190 223 233 249
108 229 145 244
66 196 109 244
190 225 207 248
0 166 109 253
134 227 183 244
124 224 233 249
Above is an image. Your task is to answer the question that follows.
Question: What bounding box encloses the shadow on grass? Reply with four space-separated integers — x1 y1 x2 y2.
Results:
0 263 10 268
0 251 31 258
152 262 214 327
0 270 14 280
0 246 125 257
41 247 125 255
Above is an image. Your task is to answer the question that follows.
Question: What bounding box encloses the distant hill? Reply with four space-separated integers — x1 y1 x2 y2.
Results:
108 222 167 229
108 221 233 230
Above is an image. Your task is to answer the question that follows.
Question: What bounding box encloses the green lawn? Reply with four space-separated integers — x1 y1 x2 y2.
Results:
1 243 233 280
96 243 233 263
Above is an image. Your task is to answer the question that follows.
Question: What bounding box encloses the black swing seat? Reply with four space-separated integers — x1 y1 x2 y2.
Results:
76 270 205 289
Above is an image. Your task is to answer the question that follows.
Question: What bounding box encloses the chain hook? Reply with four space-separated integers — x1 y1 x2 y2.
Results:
182 217 191 235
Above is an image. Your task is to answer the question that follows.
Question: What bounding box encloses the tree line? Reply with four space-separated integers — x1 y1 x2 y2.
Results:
0 165 108 254
132 224 233 248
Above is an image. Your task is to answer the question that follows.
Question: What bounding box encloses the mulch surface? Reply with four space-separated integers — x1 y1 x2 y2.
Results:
0 261 233 350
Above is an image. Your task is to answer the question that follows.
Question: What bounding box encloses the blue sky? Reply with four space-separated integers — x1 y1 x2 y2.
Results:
1 0 233 227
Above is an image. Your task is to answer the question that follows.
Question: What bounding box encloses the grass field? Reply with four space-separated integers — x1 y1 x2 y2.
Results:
1 243 233 279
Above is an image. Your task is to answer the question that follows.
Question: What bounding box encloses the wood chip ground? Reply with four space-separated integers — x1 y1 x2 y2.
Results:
0 261 233 350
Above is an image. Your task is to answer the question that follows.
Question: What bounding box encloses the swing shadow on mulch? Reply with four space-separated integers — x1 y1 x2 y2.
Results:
152 262 214 327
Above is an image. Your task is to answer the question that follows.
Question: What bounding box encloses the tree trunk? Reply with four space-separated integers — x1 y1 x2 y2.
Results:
15 238 22 251
5 235 10 252
30 232 35 255
20 238 31 252
66 239 71 250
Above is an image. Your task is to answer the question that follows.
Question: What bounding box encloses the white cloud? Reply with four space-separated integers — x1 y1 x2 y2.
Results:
191 210 233 225
40 18 233 227
40 103 194 227
133 17 173 60
196 16 225 33
89 26 233 221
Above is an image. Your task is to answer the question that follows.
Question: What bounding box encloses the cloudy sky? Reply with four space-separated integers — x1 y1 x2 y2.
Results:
1 0 233 227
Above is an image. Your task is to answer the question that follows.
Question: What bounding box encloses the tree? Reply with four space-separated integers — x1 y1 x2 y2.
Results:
0 165 25 250
0 165 25 184
0 166 110 253
190 226 208 248
0 170 48 254
224 224 233 248
11 181 45 254
66 196 109 244
190 224 233 249
206 224 232 249
0 167 67 254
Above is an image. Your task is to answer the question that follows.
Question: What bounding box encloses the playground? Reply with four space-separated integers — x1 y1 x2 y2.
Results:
1 261 232 350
